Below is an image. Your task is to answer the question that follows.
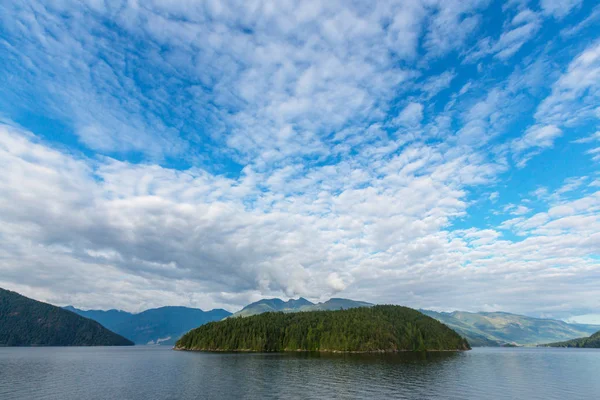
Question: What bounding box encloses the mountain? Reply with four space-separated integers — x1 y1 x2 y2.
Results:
63 306 132 329
421 310 600 346
176 305 470 352
231 297 372 318
543 330 600 348
0 288 133 346
308 298 373 311
67 305 231 345
231 297 313 317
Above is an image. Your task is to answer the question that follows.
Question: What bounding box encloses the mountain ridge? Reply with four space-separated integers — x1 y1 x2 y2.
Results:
66 305 231 345
232 297 373 318
60 296 600 347
0 288 133 346
421 309 600 346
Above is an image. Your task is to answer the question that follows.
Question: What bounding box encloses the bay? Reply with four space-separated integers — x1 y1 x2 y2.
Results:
0 346 598 399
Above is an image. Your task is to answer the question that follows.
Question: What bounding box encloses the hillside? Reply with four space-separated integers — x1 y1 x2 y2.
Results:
421 310 600 346
67 305 231 345
543 330 600 348
232 297 372 318
0 288 133 346
176 305 470 352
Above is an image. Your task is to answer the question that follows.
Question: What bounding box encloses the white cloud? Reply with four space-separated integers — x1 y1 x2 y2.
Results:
463 9 541 62
572 131 600 143
0 1 599 320
535 40 600 126
421 70 457 99
540 0 582 19
1 123 599 317
511 124 562 167
394 102 424 127
560 5 600 37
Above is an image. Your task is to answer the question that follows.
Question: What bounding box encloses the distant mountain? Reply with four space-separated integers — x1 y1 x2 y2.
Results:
231 297 372 318
63 306 132 329
232 297 314 317
309 298 373 311
0 288 133 346
421 310 600 346
67 305 231 345
177 305 470 352
543 330 600 348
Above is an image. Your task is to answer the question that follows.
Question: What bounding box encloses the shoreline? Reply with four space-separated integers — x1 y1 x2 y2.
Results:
173 347 469 353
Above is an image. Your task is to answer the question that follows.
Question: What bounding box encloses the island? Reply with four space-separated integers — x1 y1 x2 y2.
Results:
175 305 470 352
0 287 133 346
542 330 600 348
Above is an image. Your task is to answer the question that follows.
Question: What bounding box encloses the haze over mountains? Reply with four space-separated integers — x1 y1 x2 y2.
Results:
421 310 600 347
65 305 231 345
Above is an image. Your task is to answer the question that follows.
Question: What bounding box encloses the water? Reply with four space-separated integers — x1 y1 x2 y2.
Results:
0 347 598 399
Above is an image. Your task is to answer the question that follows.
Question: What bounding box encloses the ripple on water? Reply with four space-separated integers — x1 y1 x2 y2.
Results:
0 347 599 400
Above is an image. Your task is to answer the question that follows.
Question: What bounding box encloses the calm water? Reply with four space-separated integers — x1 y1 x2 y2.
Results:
0 346 598 399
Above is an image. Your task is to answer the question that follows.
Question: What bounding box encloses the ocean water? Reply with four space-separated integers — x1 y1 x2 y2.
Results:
0 346 598 399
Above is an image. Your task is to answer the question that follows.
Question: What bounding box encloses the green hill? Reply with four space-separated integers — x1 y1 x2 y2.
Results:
543 330 600 348
0 288 133 346
421 310 600 346
231 297 372 318
176 305 470 352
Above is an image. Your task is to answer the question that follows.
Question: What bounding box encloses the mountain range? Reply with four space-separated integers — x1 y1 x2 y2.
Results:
0 288 132 346
421 310 600 347
65 305 231 345
3 286 598 348
231 297 373 317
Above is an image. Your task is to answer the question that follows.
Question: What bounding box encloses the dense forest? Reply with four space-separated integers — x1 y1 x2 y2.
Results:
543 330 600 348
0 288 133 346
176 305 470 352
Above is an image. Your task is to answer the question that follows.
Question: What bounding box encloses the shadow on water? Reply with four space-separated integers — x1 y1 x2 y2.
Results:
229 350 462 364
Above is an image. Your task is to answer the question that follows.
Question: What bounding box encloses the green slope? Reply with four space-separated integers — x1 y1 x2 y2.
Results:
0 288 133 346
543 330 600 348
176 305 470 352
422 310 600 346
420 310 502 346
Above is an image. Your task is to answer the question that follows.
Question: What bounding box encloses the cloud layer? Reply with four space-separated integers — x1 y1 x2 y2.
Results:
0 0 599 318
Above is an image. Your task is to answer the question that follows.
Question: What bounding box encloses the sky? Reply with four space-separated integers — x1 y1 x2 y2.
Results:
0 0 599 321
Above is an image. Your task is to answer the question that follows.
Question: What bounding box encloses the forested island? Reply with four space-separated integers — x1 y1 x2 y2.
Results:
0 288 133 346
542 330 600 348
175 305 470 352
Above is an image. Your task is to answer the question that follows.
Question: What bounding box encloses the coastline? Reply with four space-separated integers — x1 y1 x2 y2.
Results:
173 347 469 353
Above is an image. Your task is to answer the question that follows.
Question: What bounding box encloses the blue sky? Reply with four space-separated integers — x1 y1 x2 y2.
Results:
0 0 599 321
